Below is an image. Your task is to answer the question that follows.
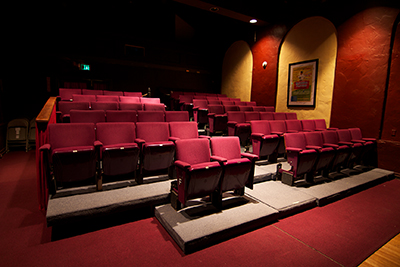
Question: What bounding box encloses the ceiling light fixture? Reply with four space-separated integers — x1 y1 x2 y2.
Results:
249 19 258 24
210 7 219 12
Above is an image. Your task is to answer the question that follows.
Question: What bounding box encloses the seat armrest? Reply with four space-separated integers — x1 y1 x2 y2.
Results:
207 112 216 118
306 145 322 151
169 137 180 142
227 121 237 127
271 131 284 135
323 143 339 148
251 133 264 139
174 160 191 169
286 147 302 153
362 137 376 142
199 135 211 139
338 141 353 146
134 138 146 148
94 140 103 148
287 130 299 133
39 143 51 151
241 152 259 161
210 155 227 163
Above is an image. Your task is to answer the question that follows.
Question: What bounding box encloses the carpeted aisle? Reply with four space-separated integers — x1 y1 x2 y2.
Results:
274 179 400 266
1 150 399 266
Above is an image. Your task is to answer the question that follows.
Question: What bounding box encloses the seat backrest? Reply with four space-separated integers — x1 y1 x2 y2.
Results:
59 88 82 101
207 105 225 115
244 111 260 122
96 95 119 102
322 130 340 144
137 111 165 122
336 129 352 142
239 106 253 111
193 99 208 109
58 101 90 115
136 122 170 142
143 103 165 111
264 106 275 112
221 100 234 106
91 101 118 111
103 90 123 96
269 120 287 133
285 120 303 132
273 112 286 120
348 128 363 140
169 121 199 139
70 110 106 123
301 119 316 131
304 131 324 147
207 100 221 105
140 97 161 104
164 111 189 122
123 91 142 97
48 123 95 149
210 136 242 160
246 101 257 106
73 94 96 102
106 110 137 122
118 102 143 111
250 120 272 135
96 122 136 145
227 111 245 123
259 112 274 120
284 132 307 150
224 105 239 112
175 138 211 165
314 119 327 130
286 113 297 120
179 95 193 104
252 106 266 112
82 89 103 95
119 96 140 103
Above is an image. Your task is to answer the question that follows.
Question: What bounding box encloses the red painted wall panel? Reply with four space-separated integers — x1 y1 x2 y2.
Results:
251 25 287 107
331 7 399 138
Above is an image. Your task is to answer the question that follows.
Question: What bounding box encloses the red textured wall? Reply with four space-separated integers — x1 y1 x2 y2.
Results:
330 7 400 138
382 21 400 141
251 25 287 107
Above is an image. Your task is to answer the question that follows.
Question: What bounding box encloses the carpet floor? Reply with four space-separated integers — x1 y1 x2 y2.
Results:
1 150 399 266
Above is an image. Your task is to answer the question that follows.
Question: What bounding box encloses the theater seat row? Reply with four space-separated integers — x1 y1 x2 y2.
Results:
40 122 258 208
58 88 143 101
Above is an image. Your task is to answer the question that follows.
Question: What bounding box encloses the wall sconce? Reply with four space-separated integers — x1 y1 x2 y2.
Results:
262 61 268 69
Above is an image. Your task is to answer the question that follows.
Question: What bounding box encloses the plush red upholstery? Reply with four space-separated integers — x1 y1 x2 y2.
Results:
269 120 287 154
135 122 175 181
207 105 228 134
91 101 118 111
192 99 208 124
118 102 143 111
119 96 141 103
96 95 119 102
321 130 352 171
140 97 161 104
244 111 260 122
304 131 336 177
143 103 165 111
285 120 303 133
72 94 96 103
238 105 253 111
70 110 106 123
174 138 222 208
250 120 280 161
227 111 251 146
82 89 103 95
169 122 202 142
39 123 100 193
210 136 258 192
123 91 142 97
259 112 274 120
137 111 165 122
103 90 123 96
336 129 364 167
164 111 189 122
286 113 297 120
349 128 377 167
280 132 318 185
57 101 90 123
96 122 139 178
106 110 137 122
58 88 82 101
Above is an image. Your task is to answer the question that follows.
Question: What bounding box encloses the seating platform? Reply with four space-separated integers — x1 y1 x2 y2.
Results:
46 160 394 254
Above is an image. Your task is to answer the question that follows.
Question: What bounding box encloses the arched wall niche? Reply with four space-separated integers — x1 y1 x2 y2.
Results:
276 16 337 127
221 40 253 101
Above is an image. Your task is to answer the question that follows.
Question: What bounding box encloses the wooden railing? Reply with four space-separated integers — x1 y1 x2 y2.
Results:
36 97 57 211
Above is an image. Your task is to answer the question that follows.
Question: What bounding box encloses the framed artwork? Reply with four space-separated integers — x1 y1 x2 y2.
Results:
287 59 318 107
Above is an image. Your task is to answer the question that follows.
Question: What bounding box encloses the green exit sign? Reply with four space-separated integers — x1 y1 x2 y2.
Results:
80 64 90 71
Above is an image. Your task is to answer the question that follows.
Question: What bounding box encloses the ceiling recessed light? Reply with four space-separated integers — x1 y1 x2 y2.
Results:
210 7 219 12
249 19 258 24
